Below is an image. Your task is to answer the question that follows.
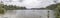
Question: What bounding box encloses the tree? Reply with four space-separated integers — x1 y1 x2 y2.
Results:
46 3 60 18
0 3 6 14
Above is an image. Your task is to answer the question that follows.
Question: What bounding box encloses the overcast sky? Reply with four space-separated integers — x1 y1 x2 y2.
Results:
1 0 60 8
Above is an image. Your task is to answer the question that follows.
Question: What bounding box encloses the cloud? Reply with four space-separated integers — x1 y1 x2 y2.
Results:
3 0 55 8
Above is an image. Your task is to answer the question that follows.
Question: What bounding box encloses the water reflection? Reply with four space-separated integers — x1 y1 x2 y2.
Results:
3 10 55 18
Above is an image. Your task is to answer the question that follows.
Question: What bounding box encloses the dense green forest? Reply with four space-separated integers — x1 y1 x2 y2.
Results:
46 3 60 18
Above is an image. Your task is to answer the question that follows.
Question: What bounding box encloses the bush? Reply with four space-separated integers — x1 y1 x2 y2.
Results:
0 3 6 14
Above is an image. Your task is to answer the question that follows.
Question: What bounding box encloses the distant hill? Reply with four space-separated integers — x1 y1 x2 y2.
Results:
31 8 47 10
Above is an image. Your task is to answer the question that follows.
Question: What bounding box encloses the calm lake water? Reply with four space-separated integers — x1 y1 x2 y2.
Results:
1 10 55 18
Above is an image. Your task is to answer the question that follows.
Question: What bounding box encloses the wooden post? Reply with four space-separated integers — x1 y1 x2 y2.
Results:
48 11 49 18
40 16 41 18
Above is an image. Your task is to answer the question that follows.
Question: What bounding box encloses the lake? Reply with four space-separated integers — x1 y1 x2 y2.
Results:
0 10 55 18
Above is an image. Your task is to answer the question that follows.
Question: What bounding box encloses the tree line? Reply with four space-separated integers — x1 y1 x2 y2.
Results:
0 3 26 14
2 5 26 10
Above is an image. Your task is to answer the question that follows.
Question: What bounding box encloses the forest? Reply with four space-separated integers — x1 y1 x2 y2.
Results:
46 3 60 18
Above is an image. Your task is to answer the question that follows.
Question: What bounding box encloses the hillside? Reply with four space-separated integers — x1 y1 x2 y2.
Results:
46 3 60 18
